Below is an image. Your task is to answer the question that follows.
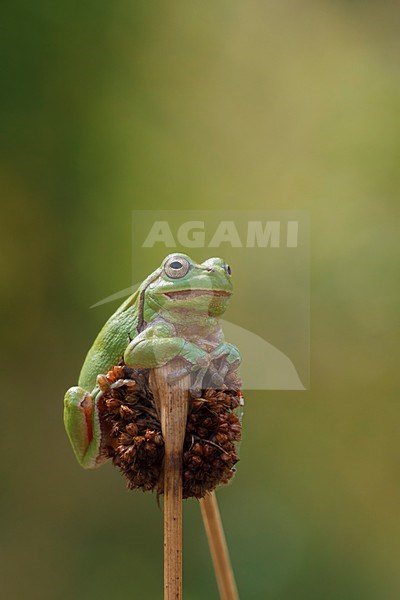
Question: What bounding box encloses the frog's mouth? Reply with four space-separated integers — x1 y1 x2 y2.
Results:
164 289 231 300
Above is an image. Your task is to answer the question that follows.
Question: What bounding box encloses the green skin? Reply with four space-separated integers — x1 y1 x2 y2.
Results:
64 254 241 469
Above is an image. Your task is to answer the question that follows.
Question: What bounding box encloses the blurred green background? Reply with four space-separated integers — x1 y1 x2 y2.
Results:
1 1 399 599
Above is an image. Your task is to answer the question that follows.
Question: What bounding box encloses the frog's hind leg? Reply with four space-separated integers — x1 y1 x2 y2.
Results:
64 386 105 469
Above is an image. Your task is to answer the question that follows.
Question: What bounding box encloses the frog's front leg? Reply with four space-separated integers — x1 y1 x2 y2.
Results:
123 323 214 396
64 385 106 469
210 342 241 383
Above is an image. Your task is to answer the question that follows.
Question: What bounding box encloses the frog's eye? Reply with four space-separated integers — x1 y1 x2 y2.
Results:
164 257 190 279
224 264 231 276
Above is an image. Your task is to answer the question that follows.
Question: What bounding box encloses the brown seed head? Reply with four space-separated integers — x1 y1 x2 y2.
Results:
98 362 243 499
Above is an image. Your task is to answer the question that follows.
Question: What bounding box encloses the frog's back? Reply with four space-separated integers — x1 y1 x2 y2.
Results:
78 292 139 390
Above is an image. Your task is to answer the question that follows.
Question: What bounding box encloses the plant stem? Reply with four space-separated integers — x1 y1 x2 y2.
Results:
200 492 239 600
150 361 190 600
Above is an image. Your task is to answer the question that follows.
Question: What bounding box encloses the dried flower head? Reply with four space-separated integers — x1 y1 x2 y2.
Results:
99 364 243 499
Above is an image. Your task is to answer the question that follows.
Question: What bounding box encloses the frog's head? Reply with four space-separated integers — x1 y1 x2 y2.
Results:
145 253 233 319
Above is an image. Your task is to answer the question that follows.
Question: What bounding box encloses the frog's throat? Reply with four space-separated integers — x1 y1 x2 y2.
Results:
143 292 226 327
153 307 219 328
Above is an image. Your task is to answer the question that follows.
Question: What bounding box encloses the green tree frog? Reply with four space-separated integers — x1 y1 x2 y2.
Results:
64 254 241 469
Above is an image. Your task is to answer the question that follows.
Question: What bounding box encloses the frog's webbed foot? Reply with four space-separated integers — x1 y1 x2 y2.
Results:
190 366 209 398
210 369 225 387
167 360 224 397
214 357 241 381
95 373 137 397
166 351 207 382
210 343 241 382
164 342 241 397
110 378 138 391
166 364 192 384
96 374 110 394
166 361 208 398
